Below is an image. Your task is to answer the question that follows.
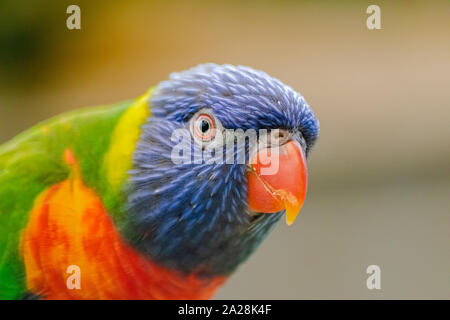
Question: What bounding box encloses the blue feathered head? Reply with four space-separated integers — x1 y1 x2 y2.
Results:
124 64 319 277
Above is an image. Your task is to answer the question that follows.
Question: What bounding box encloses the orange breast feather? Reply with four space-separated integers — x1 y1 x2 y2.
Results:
20 149 225 299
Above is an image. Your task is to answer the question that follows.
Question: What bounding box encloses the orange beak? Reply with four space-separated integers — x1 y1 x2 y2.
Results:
247 140 308 226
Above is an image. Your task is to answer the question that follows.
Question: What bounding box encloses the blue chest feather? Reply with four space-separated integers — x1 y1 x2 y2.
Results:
124 119 282 276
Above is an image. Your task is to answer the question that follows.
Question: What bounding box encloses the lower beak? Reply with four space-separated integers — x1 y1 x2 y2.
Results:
247 140 308 226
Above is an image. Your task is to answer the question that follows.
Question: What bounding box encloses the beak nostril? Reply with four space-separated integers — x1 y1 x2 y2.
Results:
270 130 289 144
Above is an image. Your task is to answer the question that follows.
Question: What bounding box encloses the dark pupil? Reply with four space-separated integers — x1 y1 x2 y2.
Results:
200 120 210 133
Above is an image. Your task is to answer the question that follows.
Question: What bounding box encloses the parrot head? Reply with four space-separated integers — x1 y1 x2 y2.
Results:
124 64 319 277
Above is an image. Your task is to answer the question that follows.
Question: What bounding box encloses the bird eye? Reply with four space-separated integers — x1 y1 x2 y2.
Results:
193 113 215 142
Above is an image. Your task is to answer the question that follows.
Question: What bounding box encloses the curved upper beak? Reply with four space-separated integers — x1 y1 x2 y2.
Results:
247 140 308 226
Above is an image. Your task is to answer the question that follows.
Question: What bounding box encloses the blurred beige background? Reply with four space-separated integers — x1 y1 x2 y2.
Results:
0 0 449 299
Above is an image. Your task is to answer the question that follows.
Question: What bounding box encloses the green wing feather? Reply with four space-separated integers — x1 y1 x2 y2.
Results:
0 100 133 299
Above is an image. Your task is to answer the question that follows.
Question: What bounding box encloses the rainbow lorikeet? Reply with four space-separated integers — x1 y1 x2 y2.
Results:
0 64 319 299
